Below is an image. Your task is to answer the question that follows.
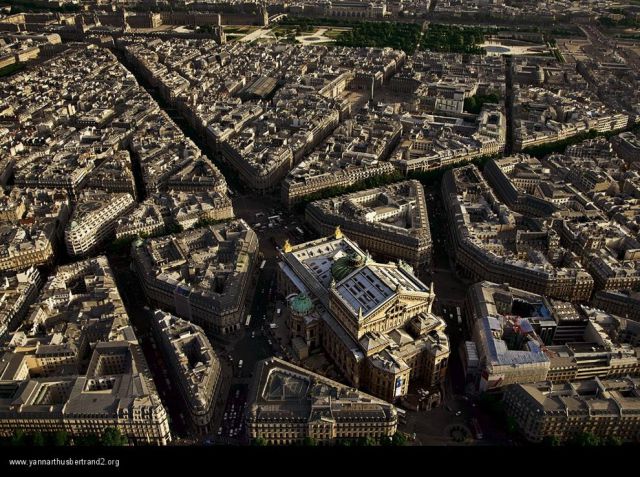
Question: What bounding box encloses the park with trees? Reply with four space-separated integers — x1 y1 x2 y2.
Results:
421 24 486 55
0 427 128 447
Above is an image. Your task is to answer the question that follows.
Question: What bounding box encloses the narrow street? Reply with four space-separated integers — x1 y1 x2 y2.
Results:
107 253 189 439
504 54 515 155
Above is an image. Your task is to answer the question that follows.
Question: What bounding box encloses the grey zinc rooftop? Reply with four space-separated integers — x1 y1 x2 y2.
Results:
334 263 429 318
247 357 394 423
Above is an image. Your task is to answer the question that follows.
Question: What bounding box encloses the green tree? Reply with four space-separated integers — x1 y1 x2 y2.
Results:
521 129 609 158
10 429 26 446
0 62 25 78
542 435 561 446
108 235 136 254
100 427 126 446
605 435 623 446
391 432 407 446
334 22 422 54
193 217 225 229
252 437 268 446
464 96 477 114
421 24 487 54
464 92 500 114
32 432 45 446
302 436 317 446
335 438 352 447
164 222 184 235
52 430 69 446
572 432 601 447
355 436 377 446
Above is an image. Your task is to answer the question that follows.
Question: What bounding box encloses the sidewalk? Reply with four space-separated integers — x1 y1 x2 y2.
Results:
203 360 233 442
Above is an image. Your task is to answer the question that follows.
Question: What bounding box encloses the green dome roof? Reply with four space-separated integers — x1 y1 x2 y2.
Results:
331 253 364 281
291 293 314 315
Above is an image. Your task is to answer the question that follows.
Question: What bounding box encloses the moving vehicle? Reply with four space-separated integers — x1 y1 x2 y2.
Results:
396 408 407 424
